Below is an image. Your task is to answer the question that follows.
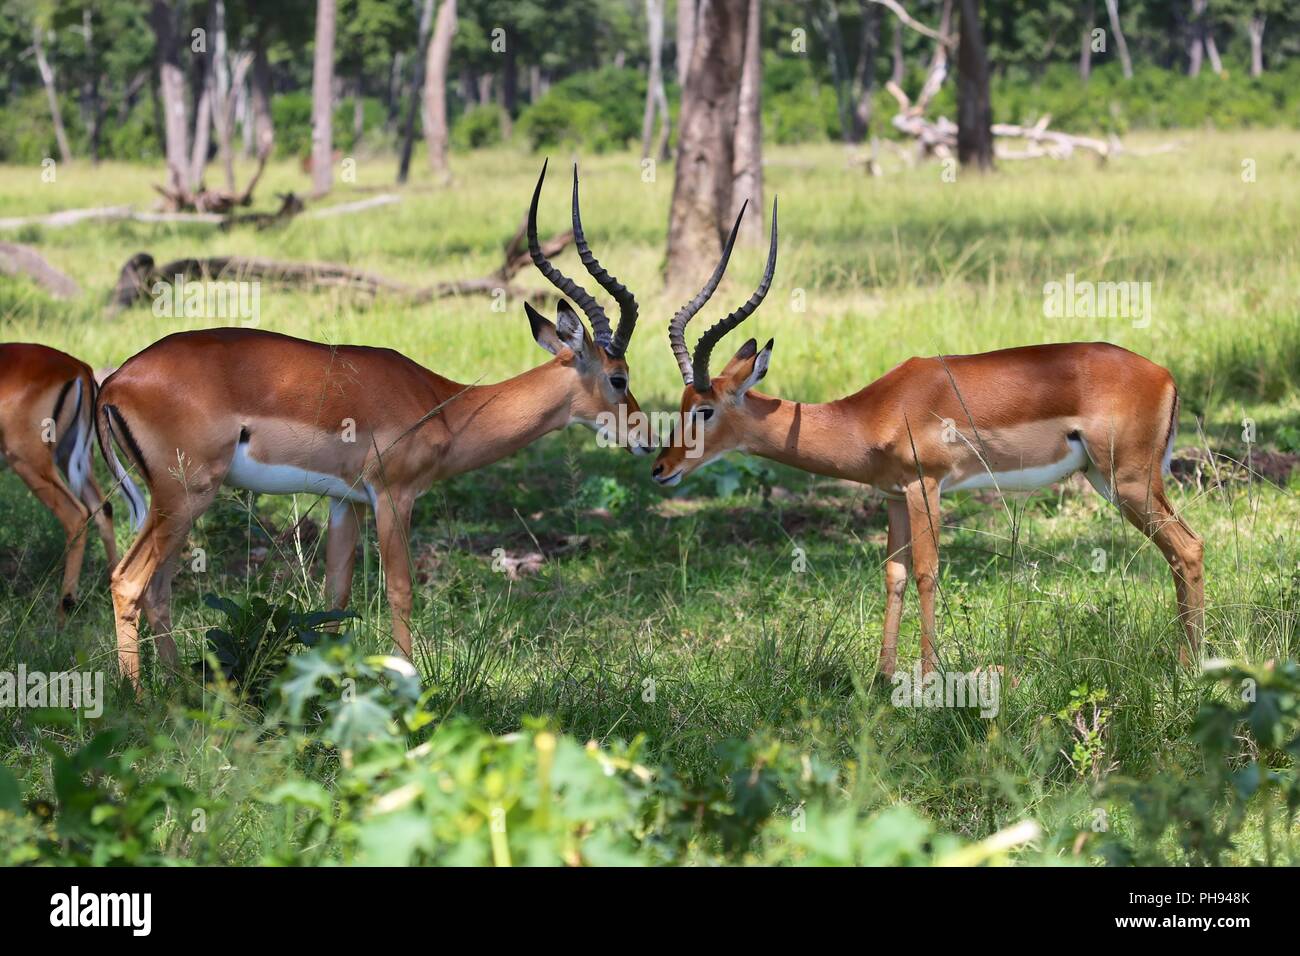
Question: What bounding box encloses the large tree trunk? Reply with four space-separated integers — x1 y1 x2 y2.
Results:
397 0 435 184
311 0 337 197
731 0 763 243
250 28 275 154
150 0 189 177
32 25 72 165
424 0 456 178
1103 0 1132 79
955 0 993 171
665 0 746 289
641 0 667 160
1079 0 1093 82
1248 15 1265 77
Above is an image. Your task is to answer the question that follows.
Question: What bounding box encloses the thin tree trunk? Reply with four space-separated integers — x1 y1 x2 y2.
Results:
82 8 101 163
1187 0 1207 76
641 0 666 160
398 0 435 183
211 1 236 191
32 26 72 165
731 0 763 243
501 41 516 138
250 29 275 155
677 0 697 88
188 33 213 191
813 0 855 143
150 0 189 177
1248 15 1265 77
956 0 993 171
665 0 747 289
890 17 904 85
1079 0 1093 81
1103 0 1132 79
1205 32 1223 76
851 1 880 141
529 64 542 102
425 0 456 178
311 0 337 197
354 77 365 144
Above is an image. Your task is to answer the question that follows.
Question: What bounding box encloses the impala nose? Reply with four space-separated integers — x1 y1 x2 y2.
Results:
652 462 665 478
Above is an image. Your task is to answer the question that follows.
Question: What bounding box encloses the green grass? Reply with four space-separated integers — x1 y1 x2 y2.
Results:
1 130 1298 864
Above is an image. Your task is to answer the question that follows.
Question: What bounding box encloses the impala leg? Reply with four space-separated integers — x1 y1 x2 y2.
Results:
78 473 119 572
905 478 942 676
1114 480 1205 664
142 541 187 666
374 492 416 657
325 499 364 613
10 457 91 617
878 498 911 678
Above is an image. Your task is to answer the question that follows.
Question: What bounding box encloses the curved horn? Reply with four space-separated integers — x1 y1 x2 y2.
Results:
527 159 607 340
667 201 748 386
571 166 638 356
691 197 778 393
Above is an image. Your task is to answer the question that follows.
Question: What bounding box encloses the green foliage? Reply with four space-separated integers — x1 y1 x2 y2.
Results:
452 104 506 151
517 68 646 153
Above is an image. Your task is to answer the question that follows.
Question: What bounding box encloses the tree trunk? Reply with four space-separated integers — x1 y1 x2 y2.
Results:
665 0 746 289
311 0 337 197
250 29 275 155
82 8 101 163
32 25 72 165
1248 15 1265 77
398 0 434 183
641 0 666 160
425 0 456 178
354 77 365 144
955 0 993 171
731 0 763 243
1187 0 1206 77
150 0 189 177
1102 0 1132 79
188 37 212 191
813 0 855 143
501 40 517 138
1079 0 1093 82
676 0 696 88
851 1 880 141
211 0 236 191
1205 32 1223 76
890 17 904 85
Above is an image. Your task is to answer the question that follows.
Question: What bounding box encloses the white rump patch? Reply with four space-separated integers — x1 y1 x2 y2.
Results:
227 442 370 504
943 438 1088 493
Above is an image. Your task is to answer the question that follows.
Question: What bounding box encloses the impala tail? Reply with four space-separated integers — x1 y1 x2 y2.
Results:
52 373 96 502
93 389 148 531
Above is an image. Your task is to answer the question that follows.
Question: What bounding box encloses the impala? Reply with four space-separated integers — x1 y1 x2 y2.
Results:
96 163 651 687
653 202 1204 676
0 343 118 615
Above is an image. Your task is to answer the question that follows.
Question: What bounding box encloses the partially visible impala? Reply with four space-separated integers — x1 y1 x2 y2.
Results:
97 163 651 688
653 202 1204 676
0 344 118 614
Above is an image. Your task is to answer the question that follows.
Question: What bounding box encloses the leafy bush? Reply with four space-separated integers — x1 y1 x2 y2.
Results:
517 68 647 153
452 104 506 151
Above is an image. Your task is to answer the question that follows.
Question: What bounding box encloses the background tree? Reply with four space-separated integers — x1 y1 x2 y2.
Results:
956 0 992 169
310 0 337 196
424 0 456 178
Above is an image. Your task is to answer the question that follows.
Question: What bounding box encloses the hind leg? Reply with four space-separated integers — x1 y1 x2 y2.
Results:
325 499 364 612
79 473 119 572
1113 479 1204 663
877 498 911 678
9 457 91 617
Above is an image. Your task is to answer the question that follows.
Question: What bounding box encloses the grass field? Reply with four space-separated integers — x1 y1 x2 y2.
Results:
1 130 1298 865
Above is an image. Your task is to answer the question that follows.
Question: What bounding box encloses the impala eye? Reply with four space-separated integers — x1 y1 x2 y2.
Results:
695 406 715 421
609 375 627 391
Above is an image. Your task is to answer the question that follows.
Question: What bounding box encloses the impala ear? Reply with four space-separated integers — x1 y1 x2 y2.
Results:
735 338 773 397
526 300 586 358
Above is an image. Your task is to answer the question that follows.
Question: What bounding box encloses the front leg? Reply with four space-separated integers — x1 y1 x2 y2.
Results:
905 478 942 675
373 491 416 658
878 498 911 678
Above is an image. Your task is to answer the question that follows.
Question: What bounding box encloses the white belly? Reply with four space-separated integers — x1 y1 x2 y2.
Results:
226 443 370 504
943 439 1088 493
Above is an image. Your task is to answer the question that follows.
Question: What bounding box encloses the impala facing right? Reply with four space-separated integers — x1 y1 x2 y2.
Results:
653 203 1204 677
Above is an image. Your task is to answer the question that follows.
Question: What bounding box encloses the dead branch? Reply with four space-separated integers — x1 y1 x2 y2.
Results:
867 0 953 47
0 242 81 298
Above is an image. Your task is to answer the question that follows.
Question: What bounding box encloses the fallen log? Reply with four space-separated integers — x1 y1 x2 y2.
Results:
0 242 81 298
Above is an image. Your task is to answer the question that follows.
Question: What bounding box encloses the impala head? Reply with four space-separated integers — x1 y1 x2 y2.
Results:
525 160 652 454
653 199 778 486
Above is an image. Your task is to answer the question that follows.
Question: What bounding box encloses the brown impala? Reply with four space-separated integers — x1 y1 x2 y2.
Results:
0 344 118 613
653 202 1204 676
96 163 651 688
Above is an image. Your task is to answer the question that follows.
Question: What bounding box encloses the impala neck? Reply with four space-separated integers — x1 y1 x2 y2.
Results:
438 360 574 476
736 392 873 482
